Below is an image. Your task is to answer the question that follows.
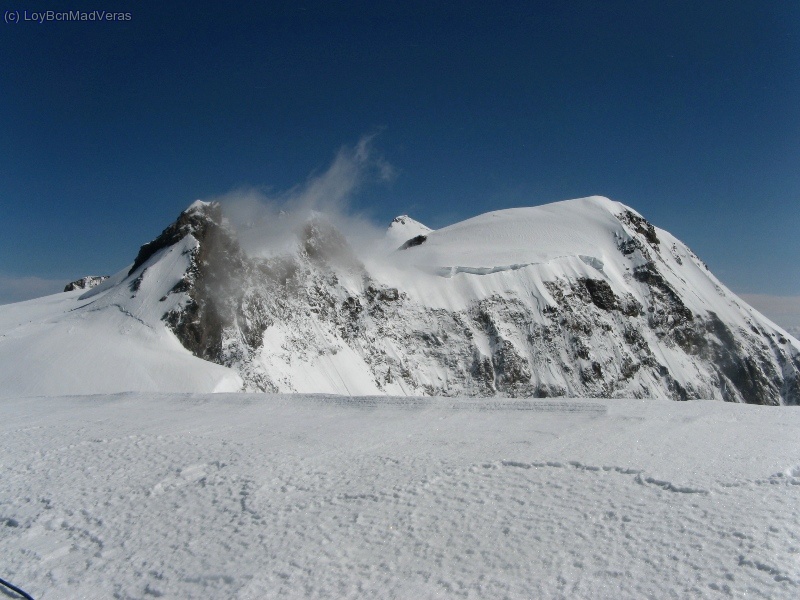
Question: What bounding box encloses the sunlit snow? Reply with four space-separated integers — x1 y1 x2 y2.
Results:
1 393 799 598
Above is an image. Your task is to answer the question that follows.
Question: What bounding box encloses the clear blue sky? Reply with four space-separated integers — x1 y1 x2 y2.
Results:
2 1 798 312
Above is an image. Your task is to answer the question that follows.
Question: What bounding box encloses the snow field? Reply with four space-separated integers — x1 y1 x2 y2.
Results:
1 394 799 599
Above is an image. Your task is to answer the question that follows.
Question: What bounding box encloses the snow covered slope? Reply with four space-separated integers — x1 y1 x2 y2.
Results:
1 196 798 403
1 392 799 599
0 215 242 397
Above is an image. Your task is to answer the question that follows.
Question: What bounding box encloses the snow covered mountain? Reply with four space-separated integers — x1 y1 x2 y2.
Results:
1 196 798 404
385 214 432 248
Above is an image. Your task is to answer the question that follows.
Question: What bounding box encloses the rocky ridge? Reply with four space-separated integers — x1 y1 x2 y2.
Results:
64 275 109 292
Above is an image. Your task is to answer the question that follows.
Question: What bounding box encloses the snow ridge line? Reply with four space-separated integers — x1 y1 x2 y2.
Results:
431 253 605 278
301 395 608 414
434 263 535 278
85 304 154 330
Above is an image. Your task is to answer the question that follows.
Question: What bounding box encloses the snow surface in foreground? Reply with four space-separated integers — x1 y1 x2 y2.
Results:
1 394 799 599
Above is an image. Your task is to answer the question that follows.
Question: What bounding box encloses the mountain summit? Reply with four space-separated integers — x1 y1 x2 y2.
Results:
1 196 798 403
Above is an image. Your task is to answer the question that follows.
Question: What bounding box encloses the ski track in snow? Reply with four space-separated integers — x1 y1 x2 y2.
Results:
1 394 799 599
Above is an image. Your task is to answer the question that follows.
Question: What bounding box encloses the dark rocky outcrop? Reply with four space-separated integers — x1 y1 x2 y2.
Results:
64 275 109 292
633 262 694 328
619 210 660 247
581 278 619 311
157 203 255 363
398 235 427 250
129 202 224 276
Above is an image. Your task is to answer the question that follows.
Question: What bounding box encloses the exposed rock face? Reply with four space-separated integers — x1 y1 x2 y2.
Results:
129 201 225 276
582 278 619 311
64 276 109 292
158 203 253 365
619 209 660 246
398 235 428 250
133 200 800 404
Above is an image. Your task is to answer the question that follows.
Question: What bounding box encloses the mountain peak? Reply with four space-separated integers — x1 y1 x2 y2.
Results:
128 202 224 275
387 214 433 247
390 214 431 229
63 275 110 292
185 199 215 213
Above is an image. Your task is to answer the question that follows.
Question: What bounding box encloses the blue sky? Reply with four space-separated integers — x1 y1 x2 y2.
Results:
1 1 798 324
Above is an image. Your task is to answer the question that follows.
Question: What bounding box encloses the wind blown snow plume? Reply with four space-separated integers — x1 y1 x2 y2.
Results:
212 134 396 259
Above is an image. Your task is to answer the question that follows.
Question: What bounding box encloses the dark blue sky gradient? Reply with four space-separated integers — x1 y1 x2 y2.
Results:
2 1 798 299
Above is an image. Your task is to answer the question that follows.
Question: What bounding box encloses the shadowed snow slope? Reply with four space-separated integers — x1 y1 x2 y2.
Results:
1 393 799 599
0 196 798 403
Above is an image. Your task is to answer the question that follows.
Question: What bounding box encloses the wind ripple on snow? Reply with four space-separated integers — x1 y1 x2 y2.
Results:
2 394 799 599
